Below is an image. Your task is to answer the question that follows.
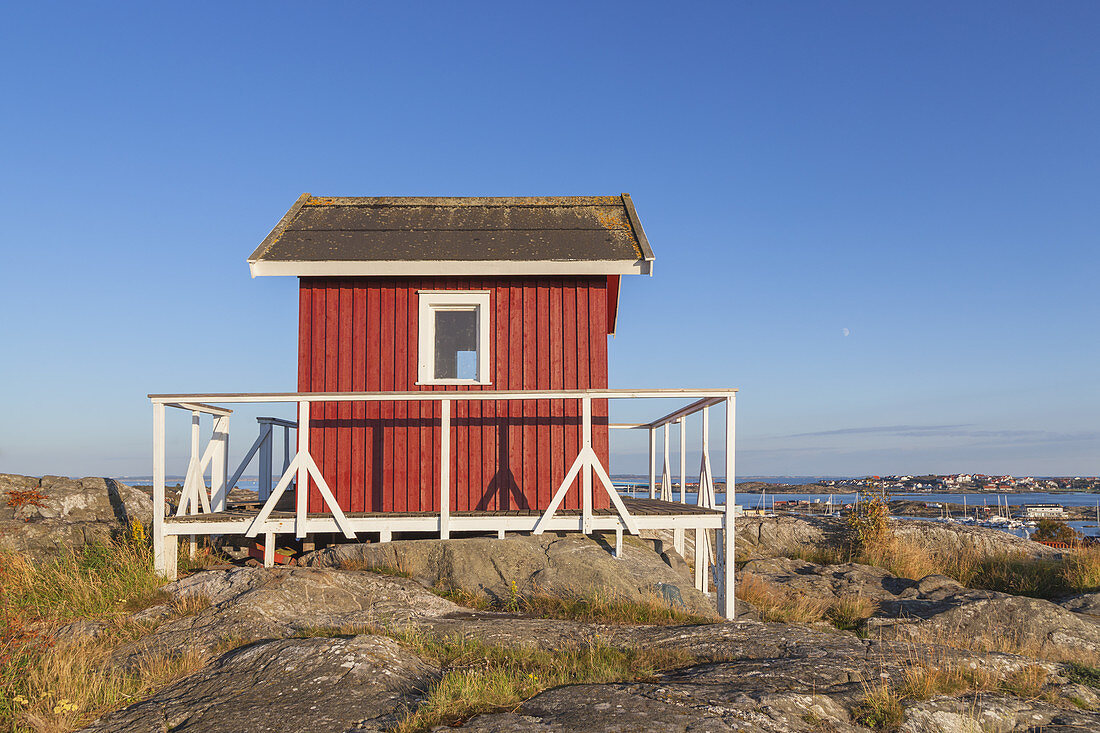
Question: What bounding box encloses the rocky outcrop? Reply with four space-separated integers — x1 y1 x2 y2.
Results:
0 474 152 558
733 514 832 558
80 635 439 733
728 514 1058 561
55 562 1100 733
892 518 1060 559
1060 592 1100 618
112 566 461 665
300 533 716 617
742 557 1100 660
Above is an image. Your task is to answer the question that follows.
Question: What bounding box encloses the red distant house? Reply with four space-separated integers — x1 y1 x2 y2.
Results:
247 195 654 516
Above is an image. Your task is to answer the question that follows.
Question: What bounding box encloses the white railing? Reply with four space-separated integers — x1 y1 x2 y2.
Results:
610 396 728 593
151 388 737 618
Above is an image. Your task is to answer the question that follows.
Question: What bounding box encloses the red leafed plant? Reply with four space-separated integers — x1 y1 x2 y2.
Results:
5 489 48 511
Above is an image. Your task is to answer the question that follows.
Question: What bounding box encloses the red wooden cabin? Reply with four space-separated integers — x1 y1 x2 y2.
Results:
248 195 654 516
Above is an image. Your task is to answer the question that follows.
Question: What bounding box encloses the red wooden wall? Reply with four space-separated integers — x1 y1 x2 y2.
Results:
297 276 614 514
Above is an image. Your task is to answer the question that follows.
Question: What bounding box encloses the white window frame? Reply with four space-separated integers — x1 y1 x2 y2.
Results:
416 290 492 385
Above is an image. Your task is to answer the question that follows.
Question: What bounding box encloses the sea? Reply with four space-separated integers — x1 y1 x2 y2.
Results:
612 484 1100 540
116 476 1100 540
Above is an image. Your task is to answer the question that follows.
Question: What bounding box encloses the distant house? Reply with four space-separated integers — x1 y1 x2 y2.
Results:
1017 504 1067 519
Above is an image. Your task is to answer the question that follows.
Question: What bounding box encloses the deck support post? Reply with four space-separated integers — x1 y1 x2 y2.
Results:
694 528 708 593
721 394 736 620
263 532 275 568
648 426 656 499
152 402 177 580
296 401 310 539
678 417 686 503
615 525 623 558
380 529 392 543
440 399 451 540
673 528 685 558
497 529 506 539
582 396 593 534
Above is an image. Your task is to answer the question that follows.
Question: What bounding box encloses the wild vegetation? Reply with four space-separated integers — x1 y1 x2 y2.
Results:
439 585 718 626
786 497 1100 601
735 572 878 630
296 624 696 733
852 660 1058 731
0 530 214 733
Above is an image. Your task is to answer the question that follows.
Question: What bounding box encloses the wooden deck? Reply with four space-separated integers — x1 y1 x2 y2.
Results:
168 497 721 525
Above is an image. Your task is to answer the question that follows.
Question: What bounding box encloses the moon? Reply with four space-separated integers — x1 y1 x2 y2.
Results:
841 328 850 337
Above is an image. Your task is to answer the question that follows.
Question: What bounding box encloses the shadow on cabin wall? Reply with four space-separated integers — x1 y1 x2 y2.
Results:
303 411 611 514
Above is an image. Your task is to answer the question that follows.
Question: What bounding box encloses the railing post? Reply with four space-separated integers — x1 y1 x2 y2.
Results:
721 393 737 620
674 415 688 557
296 400 310 539
678 416 686 504
211 414 230 513
648 426 656 499
695 405 711 594
152 402 176 580
582 396 593 534
258 424 273 500
440 398 451 540
661 422 672 501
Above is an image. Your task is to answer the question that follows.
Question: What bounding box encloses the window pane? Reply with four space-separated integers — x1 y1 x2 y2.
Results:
434 309 478 380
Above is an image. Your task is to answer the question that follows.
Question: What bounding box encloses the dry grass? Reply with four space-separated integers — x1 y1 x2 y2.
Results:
11 638 208 733
1000 665 1053 701
736 573 829 624
827 594 878 631
0 540 209 732
167 593 211 618
441 586 719 626
288 623 700 732
737 573 877 630
377 625 696 733
1060 547 1100 591
851 676 904 730
788 534 1088 601
854 658 1056 730
338 559 414 578
898 660 996 700
871 618 1100 668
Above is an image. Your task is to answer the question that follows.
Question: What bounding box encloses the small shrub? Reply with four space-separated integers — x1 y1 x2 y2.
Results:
4 489 48 511
1032 518 1081 544
847 497 891 554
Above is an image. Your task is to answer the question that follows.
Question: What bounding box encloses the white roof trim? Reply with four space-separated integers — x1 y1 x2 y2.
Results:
247 259 652 278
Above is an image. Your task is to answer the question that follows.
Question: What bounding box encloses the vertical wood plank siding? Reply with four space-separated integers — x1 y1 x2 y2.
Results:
298 276 612 513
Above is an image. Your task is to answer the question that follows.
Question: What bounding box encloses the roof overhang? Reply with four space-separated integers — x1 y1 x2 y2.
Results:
248 258 651 278
247 192 655 279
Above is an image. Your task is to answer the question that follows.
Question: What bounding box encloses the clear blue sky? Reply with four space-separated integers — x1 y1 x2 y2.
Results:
1 2 1097 479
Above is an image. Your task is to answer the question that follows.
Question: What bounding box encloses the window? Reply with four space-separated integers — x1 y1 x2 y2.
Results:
417 291 492 385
